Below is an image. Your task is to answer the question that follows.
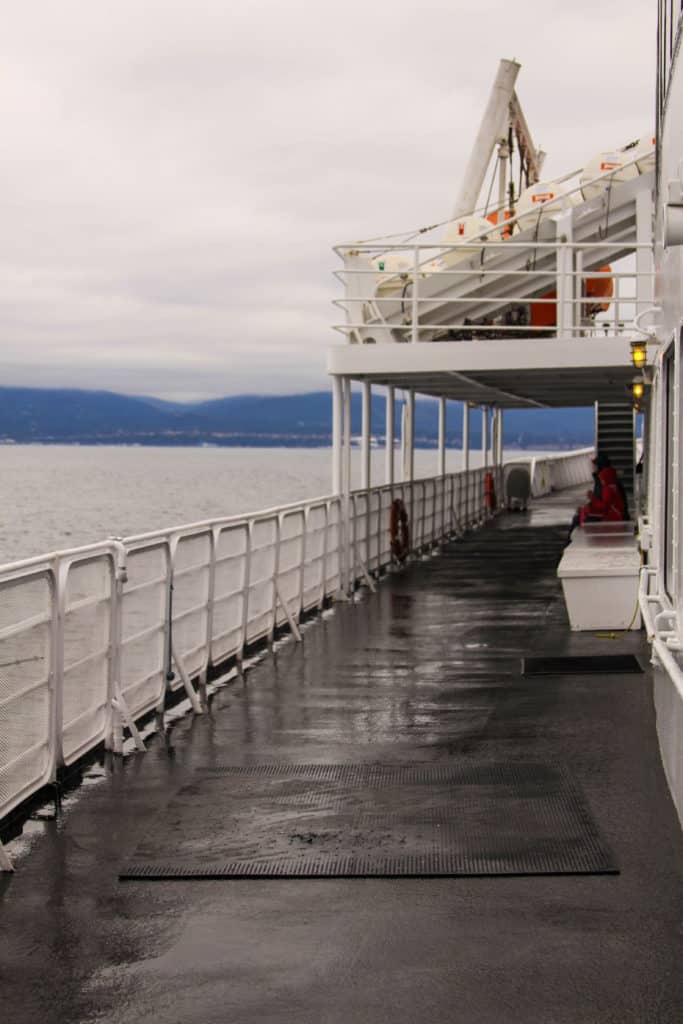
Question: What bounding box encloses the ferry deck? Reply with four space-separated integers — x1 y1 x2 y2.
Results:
2 486 682 1024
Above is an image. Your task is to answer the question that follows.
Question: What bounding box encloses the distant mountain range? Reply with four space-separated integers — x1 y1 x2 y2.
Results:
0 387 595 448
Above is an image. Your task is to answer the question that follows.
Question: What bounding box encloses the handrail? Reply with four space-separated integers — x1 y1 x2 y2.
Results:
638 564 683 700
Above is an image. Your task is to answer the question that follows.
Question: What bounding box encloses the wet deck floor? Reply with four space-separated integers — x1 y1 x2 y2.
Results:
2 492 682 1023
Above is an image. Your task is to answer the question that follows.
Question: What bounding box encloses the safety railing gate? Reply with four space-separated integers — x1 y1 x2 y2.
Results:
0 461 515 868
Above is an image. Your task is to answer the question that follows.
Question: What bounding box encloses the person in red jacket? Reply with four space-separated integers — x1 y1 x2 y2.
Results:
579 454 626 524
567 453 627 541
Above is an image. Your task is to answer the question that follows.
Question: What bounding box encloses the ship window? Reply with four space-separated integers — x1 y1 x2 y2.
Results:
664 343 676 599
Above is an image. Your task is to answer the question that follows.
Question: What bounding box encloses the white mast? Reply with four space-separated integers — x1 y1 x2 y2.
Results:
451 59 520 220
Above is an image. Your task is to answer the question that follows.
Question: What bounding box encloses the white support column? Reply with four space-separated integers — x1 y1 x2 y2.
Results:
407 389 416 552
361 380 371 491
489 408 496 469
332 375 343 495
463 400 470 524
438 397 446 477
482 406 489 471
462 401 470 473
496 408 504 465
407 390 415 485
636 188 654 313
342 377 352 594
385 385 395 486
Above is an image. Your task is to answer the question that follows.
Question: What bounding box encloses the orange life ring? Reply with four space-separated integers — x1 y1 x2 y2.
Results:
390 498 410 561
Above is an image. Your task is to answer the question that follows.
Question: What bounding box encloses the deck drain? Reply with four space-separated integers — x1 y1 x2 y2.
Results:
120 763 617 880
522 654 643 676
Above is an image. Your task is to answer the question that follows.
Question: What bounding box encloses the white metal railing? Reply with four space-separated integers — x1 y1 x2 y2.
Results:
334 244 653 344
0 467 498 843
334 152 654 345
0 452 594 865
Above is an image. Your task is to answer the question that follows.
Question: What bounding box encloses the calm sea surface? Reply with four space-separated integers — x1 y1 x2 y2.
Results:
0 445 494 563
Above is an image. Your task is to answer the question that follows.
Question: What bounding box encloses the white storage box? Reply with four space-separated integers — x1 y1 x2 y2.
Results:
557 543 641 631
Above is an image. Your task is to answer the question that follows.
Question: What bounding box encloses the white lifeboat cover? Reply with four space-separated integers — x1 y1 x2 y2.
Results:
580 150 639 200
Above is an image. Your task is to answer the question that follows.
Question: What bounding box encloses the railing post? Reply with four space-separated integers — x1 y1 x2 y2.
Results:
106 541 127 752
411 247 419 344
555 209 573 335
299 507 308 617
51 557 68 771
270 515 281 646
239 523 253 664
320 502 329 608
201 529 217 702
47 563 61 778
636 188 654 315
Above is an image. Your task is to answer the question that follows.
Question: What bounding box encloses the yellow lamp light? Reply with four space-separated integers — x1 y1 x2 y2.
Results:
630 340 647 369
632 379 645 400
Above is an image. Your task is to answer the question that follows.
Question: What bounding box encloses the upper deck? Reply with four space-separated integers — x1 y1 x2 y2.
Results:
331 160 655 409
2 487 682 1023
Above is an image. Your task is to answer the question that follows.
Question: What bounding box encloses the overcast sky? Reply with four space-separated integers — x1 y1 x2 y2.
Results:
1 1 655 401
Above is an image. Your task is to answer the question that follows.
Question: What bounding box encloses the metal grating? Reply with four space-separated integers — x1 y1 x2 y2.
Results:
522 654 643 676
120 763 617 880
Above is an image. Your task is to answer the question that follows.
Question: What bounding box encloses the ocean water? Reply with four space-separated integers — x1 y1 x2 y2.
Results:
0 444 539 564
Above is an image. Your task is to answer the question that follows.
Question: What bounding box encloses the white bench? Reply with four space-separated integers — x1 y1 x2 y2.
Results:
557 523 641 631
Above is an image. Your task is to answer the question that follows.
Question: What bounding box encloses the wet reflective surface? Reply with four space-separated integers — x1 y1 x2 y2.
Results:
2 491 682 1023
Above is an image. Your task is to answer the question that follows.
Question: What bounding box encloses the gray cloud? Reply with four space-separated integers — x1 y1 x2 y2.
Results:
0 0 656 399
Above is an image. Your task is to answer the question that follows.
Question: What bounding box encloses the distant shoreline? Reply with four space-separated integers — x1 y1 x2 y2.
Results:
0 438 584 452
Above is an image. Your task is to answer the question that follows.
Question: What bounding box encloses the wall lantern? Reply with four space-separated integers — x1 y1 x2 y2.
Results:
630 340 648 369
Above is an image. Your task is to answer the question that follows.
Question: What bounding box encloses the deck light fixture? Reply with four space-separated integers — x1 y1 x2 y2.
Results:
632 378 645 400
630 340 648 369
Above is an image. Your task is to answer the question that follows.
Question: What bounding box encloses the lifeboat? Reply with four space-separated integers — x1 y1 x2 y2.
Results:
442 215 498 255
515 179 579 230
633 134 656 173
580 150 639 200
371 251 413 286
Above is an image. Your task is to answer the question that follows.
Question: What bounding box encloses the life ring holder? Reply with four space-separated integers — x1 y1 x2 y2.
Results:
390 497 410 562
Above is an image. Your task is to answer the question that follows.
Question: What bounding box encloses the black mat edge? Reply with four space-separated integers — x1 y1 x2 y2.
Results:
522 654 643 676
120 862 619 881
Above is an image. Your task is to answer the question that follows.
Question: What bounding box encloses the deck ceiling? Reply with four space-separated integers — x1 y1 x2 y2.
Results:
327 336 646 408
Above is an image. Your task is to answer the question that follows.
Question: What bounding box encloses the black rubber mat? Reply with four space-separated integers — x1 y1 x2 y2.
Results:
522 654 642 676
120 763 617 879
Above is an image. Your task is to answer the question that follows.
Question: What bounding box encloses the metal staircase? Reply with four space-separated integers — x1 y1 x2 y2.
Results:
596 402 635 501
